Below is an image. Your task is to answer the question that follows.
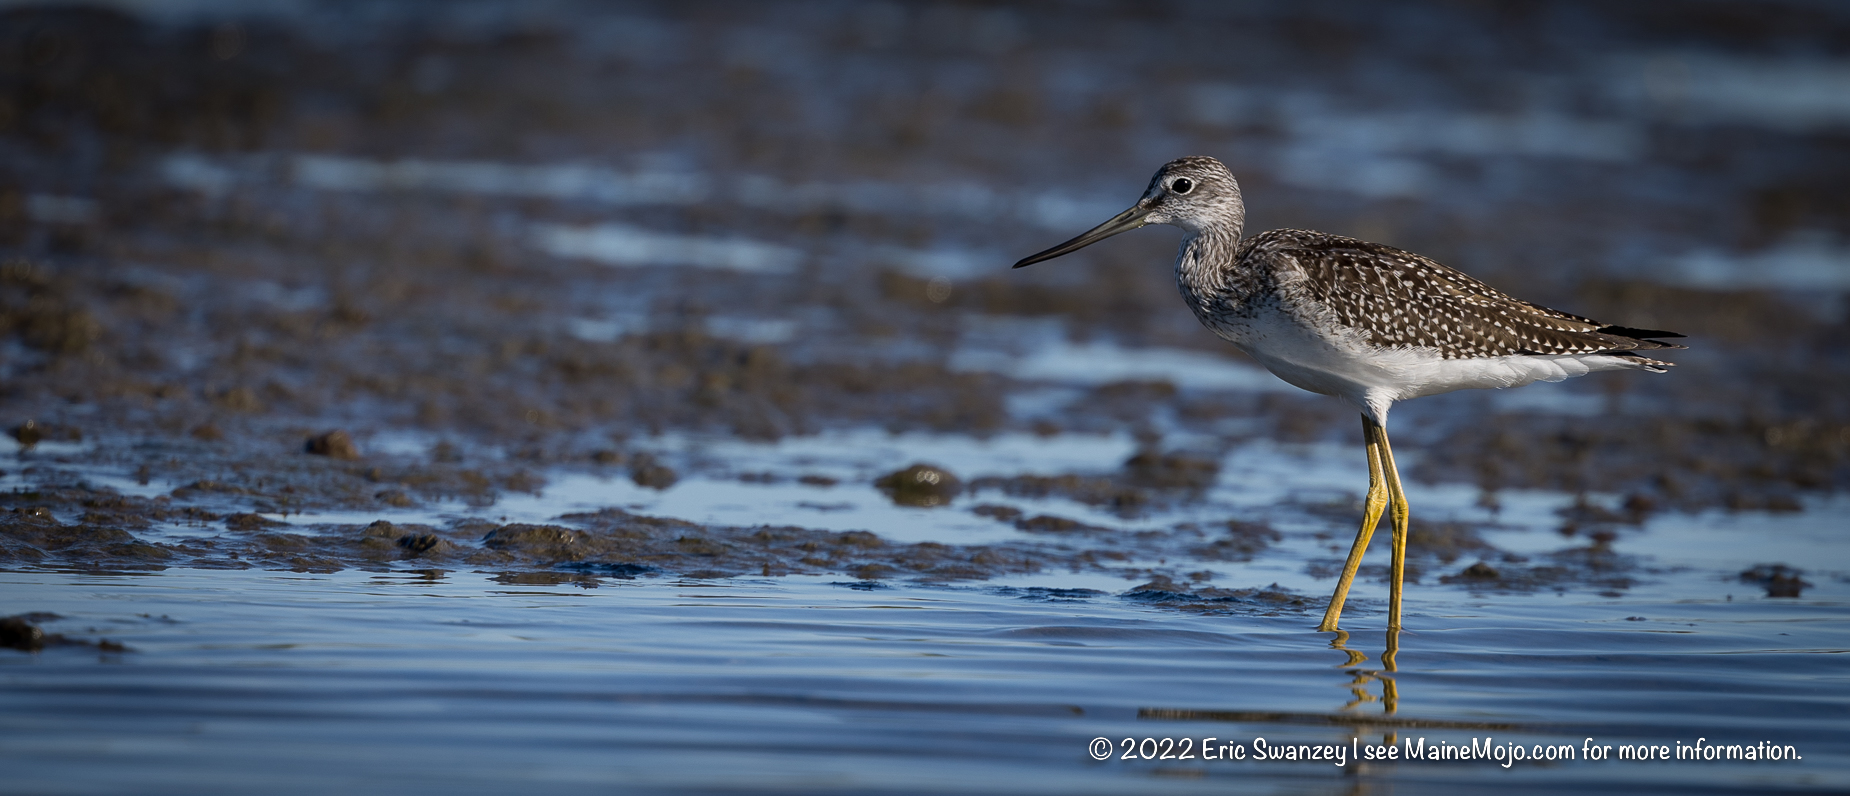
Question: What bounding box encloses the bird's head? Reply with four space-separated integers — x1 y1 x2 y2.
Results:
1014 156 1243 269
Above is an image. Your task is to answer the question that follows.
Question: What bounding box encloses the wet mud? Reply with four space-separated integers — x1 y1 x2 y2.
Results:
1122 575 1312 617
1740 563 1812 598
0 476 1315 597
0 1 1845 605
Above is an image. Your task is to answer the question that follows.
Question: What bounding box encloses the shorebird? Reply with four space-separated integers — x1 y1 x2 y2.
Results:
1013 156 1683 632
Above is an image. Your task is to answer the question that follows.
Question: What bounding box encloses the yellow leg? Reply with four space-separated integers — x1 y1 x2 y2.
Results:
1382 601 1402 744
1317 416 1390 632
1376 423 1411 631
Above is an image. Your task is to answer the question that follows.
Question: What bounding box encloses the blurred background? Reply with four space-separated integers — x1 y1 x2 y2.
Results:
8 7 1850 791
1 0 1846 512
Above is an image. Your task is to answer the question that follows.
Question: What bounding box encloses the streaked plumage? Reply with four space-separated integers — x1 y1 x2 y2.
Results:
1145 156 1683 424
1014 155 1684 633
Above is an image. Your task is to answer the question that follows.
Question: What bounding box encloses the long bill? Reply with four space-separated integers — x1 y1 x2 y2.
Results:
1012 204 1150 268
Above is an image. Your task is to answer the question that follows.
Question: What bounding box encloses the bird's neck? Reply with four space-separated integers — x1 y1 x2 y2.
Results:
1175 227 1245 297
1172 225 1263 343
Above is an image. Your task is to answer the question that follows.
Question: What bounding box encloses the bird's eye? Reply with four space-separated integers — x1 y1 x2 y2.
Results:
1171 177 1194 194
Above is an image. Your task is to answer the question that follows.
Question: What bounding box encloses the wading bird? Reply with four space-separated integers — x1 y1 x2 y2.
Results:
1013 156 1683 631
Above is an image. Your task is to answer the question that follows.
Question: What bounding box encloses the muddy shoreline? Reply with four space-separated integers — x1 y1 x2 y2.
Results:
2 1 1847 596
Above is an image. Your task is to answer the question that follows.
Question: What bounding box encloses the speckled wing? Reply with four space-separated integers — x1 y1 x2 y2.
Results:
1252 230 1685 360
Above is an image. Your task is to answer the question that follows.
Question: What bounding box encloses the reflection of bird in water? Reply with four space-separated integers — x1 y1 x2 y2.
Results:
1014 156 1683 632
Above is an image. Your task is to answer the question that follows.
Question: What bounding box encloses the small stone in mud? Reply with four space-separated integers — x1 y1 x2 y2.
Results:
9 421 42 447
797 474 838 487
875 463 960 507
190 423 224 441
0 615 45 651
628 453 678 489
590 449 626 466
1739 564 1810 598
396 533 448 555
305 430 360 460
1460 561 1501 579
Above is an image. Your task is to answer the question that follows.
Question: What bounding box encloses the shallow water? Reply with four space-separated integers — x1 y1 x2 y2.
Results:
6 431 1849 794
4 563 1844 795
